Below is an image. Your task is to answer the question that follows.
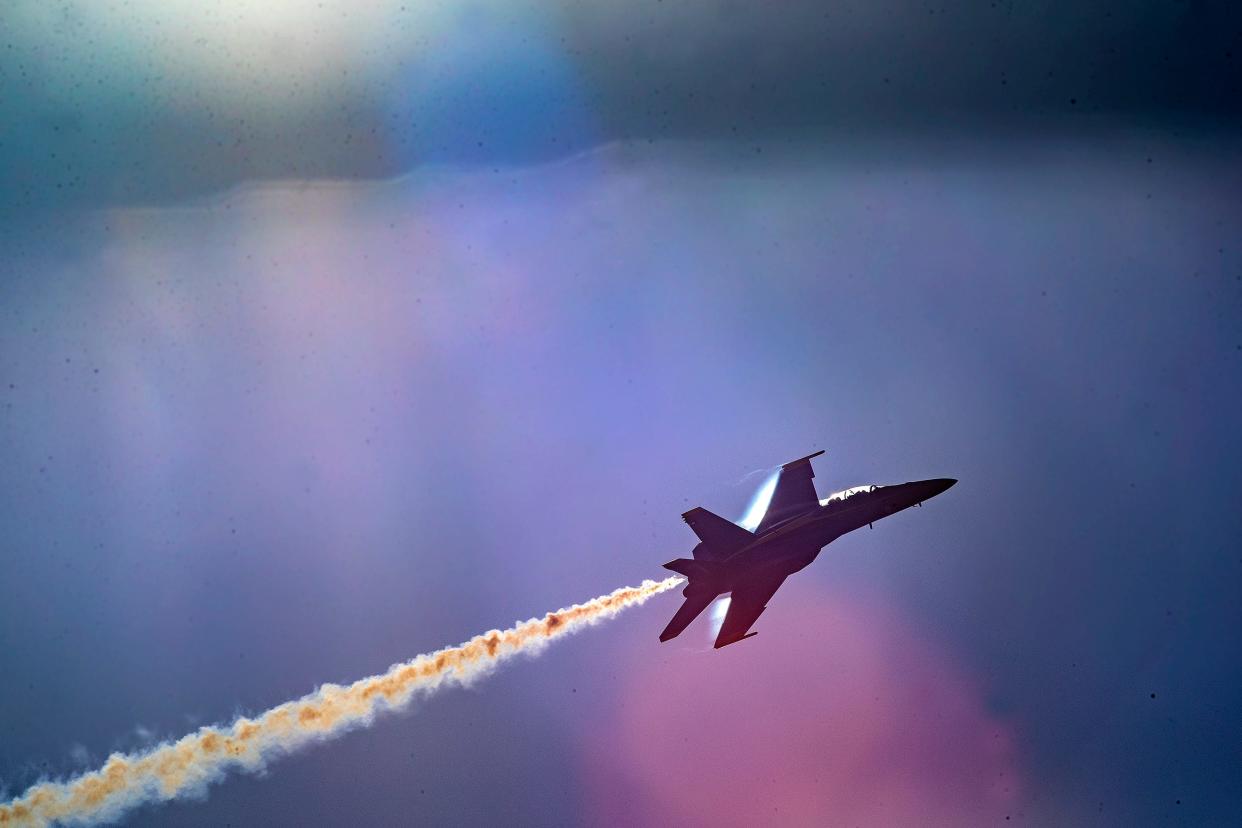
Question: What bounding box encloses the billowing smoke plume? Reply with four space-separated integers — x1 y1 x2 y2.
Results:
0 577 682 827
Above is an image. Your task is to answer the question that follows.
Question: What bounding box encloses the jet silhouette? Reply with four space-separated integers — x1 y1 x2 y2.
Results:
659 451 955 648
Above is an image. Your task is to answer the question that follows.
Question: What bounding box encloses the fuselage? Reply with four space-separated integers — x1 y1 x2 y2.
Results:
661 455 957 648
711 477 956 593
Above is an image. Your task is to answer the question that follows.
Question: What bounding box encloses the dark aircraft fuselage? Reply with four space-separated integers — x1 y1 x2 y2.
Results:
713 478 956 591
660 463 956 648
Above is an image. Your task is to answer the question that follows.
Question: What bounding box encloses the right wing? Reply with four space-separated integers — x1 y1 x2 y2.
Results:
714 574 788 648
754 450 824 534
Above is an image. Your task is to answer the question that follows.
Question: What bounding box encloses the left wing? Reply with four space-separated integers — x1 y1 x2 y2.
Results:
682 507 753 558
714 573 788 649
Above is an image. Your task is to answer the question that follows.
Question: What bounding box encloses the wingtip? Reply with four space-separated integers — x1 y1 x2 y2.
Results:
782 449 825 469
713 631 759 649
659 624 687 643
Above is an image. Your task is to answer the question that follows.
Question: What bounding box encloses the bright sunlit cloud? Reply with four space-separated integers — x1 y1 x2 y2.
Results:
8 0 411 100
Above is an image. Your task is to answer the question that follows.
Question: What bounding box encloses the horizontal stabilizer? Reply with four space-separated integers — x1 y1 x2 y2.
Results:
663 558 711 579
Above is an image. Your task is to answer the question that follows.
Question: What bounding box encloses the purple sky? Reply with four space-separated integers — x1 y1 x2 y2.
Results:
1 1 1241 821
2 136 1239 824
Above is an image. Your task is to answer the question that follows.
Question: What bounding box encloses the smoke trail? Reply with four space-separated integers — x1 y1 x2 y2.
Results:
0 577 682 827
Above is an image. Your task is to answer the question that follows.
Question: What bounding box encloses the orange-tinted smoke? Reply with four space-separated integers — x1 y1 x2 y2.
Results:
0 577 682 827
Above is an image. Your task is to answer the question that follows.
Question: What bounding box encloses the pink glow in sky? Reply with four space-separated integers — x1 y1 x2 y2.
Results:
581 577 1022 826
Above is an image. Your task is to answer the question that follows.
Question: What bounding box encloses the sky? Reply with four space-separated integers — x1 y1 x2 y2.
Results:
1 2 1241 826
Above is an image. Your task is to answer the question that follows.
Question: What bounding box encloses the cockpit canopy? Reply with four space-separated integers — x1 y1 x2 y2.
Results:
819 484 877 506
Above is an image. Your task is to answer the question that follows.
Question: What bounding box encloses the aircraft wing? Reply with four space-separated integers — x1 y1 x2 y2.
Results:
659 591 716 642
755 450 824 534
682 507 753 558
714 573 788 648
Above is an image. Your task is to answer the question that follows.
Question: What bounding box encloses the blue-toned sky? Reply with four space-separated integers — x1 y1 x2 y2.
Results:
2 2 1240 826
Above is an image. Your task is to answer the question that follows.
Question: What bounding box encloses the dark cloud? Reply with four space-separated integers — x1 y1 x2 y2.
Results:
0 0 1238 211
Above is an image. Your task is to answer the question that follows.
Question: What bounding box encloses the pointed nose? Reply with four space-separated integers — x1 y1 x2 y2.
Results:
871 478 957 515
903 477 956 504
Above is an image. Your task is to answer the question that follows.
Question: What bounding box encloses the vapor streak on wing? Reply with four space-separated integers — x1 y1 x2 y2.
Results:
0 577 683 827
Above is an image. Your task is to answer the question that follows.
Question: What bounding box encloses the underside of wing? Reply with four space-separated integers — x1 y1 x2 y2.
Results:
714 574 787 648
755 451 824 534
659 591 717 642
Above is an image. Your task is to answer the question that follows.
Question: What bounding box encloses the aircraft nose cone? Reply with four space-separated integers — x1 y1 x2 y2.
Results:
910 478 956 501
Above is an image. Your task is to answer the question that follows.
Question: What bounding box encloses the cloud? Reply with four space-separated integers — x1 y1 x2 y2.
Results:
2 1 1236 211
581 578 1024 825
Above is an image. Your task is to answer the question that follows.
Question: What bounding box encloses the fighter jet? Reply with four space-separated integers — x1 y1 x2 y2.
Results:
659 451 955 648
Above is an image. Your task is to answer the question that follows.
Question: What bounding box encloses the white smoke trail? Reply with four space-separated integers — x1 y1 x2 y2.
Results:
0 577 682 827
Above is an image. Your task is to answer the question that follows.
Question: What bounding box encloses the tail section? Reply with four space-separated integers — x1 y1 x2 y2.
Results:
662 558 710 579
659 557 723 642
